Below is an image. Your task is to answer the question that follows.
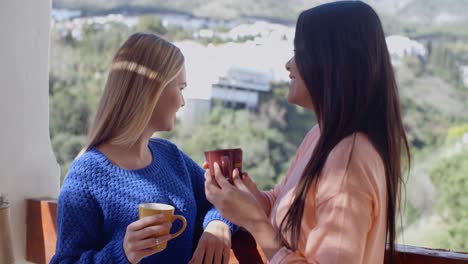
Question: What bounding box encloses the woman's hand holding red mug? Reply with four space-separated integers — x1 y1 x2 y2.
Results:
204 162 269 230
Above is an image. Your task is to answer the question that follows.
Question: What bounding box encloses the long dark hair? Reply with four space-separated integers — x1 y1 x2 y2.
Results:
278 1 410 262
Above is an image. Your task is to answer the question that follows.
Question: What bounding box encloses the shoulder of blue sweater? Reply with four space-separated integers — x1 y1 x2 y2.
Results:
64 150 106 181
148 138 194 165
72 149 103 167
149 137 180 152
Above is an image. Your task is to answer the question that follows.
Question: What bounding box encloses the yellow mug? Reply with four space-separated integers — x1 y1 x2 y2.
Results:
138 203 187 251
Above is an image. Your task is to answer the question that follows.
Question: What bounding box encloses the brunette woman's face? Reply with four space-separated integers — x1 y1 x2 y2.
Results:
285 56 314 110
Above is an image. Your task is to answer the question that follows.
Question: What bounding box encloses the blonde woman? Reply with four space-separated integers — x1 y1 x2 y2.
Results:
51 33 236 264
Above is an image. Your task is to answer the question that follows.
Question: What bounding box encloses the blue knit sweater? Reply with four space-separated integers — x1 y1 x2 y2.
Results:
51 138 237 264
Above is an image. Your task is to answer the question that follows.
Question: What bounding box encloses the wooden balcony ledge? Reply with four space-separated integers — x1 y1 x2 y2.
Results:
26 198 468 264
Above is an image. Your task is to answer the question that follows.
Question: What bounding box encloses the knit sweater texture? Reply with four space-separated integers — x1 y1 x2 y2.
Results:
51 138 236 264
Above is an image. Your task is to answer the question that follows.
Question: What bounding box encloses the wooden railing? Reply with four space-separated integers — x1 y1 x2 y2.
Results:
26 199 468 264
386 245 468 264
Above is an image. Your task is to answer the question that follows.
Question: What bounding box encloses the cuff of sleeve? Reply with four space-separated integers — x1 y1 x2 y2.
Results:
262 191 275 213
112 240 131 264
269 247 293 264
203 209 239 234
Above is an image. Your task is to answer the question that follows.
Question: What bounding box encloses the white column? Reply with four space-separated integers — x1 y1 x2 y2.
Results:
0 1 60 263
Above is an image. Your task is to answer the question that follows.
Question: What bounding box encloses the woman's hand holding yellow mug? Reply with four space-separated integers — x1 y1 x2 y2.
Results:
123 214 173 264
123 203 187 264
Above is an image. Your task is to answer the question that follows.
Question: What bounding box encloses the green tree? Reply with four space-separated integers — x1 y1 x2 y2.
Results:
447 124 468 144
136 15 168 35
166 106 280 190
430 148 468 251
162 84 316 190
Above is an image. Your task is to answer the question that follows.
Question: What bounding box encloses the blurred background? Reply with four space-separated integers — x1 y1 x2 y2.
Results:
49 0 468 252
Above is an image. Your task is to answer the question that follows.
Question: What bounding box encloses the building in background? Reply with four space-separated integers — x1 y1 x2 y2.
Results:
386 35 427 65
175 39 285 127
212 66 272 109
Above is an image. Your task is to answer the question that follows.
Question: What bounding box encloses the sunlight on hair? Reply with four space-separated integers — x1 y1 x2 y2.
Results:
111 60 159 79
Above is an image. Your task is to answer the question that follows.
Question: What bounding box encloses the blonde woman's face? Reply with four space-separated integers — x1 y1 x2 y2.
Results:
150 65 186 131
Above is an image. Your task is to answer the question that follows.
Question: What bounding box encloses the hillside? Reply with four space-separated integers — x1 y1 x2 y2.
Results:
49 0 468 251
52 0 468 24
52 0 310 22
398 0 468 25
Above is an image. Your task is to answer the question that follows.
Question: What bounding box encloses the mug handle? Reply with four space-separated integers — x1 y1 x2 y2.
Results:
220 155 231 180
170 215 187 240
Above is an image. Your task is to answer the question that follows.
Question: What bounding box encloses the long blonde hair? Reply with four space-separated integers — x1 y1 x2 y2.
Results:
81 32 184 154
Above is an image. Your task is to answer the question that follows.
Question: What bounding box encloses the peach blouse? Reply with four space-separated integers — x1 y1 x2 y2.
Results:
263 125 387 263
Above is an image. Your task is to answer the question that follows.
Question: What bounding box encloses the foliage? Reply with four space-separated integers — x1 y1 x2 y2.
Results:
398 0 468 26
49 21 133 181
52 133 87 182
430 148 468 251
447 124 468 144
48 9 468 251
52 0 468 26
136 15 168 35
401 197 422 229
427 44 466 90
161 85 315 190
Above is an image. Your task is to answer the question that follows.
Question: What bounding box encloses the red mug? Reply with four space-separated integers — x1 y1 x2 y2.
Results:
204 148 242 183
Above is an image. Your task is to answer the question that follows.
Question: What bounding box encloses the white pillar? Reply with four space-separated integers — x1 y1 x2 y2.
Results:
0 1 60 263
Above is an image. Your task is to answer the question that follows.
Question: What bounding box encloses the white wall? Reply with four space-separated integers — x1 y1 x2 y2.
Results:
0 1 60 263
